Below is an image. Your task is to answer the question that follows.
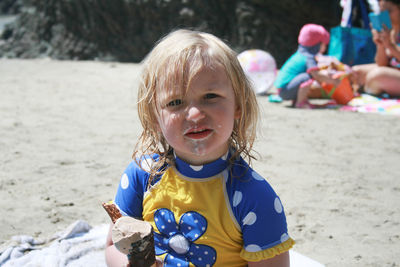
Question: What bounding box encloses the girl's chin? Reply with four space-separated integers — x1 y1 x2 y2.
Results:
177 145 229 165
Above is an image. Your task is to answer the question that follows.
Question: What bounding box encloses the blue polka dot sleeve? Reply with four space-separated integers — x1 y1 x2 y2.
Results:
228 160 290 252
114 160 150 219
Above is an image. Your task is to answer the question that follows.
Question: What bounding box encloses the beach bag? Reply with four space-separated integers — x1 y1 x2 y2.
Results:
328 0 376 66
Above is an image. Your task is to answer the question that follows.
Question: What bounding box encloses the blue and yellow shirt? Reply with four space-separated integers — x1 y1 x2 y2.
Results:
114 152 294 266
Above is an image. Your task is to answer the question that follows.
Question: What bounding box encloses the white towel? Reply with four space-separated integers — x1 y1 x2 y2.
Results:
0 220 325 266
0 220 108 267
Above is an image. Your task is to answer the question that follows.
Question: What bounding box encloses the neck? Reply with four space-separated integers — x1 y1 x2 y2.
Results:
174 147 230 166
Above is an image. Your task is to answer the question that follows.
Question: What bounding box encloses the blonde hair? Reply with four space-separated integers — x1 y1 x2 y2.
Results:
134 29 259 182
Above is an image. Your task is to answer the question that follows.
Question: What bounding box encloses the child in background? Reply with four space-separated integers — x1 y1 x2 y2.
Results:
274 24 341 108
105 29 294 266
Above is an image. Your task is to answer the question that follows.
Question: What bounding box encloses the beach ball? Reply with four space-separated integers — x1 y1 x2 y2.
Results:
237 49 277 95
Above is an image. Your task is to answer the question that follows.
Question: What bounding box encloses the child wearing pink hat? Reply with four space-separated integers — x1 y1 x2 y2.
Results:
274 24 337 108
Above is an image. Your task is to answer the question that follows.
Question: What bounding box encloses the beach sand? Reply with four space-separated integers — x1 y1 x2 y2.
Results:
0 58 399 266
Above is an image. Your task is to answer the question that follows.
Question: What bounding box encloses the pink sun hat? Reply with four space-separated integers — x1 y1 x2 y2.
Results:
298 24 330 47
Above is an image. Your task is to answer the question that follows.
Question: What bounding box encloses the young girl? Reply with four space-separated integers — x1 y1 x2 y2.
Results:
105 29 294 267
274 24 341 108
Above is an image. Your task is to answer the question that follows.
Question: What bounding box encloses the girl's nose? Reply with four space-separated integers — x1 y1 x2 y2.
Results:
186 104 205 122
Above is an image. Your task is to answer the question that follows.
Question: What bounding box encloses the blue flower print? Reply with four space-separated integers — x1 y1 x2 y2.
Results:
153 208 217 267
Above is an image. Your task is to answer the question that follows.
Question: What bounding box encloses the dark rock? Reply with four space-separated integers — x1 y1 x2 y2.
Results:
0 0 341 66
0 0 21 14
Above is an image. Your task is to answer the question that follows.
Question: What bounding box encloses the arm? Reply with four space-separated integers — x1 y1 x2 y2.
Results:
248 252 290 267
308 69 340 88
374 27 400 66
384 29 400 62
105 223 129 267
375 44 389 66
370 28 390 66
232 167 293 267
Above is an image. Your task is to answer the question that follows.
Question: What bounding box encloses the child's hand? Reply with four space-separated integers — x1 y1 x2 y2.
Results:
306 66 320 74
309 70 340 87
156 258 164 266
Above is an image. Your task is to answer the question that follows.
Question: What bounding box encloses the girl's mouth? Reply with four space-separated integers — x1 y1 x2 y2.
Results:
184 128 213 139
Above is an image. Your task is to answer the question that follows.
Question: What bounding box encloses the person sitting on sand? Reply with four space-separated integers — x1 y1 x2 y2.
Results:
352 0 400 97
105 29 294 266
274 24 342 108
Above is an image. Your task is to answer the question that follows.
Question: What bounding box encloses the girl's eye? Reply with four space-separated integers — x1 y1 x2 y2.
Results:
205 93 218 99
166 99 182 107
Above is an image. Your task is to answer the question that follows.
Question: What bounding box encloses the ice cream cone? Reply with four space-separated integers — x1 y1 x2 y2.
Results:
113 216 156 267
102 201 122 224
102 202 156 267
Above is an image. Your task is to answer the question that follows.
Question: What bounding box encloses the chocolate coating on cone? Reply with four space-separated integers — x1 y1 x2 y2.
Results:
127 231 156 267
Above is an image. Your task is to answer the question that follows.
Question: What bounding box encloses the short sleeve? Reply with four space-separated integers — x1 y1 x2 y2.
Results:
228 162 294 261
114 160 151 218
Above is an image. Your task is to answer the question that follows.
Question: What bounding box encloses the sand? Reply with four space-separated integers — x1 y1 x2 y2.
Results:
0 58 399 267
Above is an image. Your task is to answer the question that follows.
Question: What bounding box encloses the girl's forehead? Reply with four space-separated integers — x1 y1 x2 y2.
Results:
156 63 227 95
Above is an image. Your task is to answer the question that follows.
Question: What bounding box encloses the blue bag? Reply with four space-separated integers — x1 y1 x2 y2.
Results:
328 0 376 66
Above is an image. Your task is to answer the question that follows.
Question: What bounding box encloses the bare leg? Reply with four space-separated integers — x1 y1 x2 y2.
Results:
352 64 378 88
295 85 313 109
365 66 400 96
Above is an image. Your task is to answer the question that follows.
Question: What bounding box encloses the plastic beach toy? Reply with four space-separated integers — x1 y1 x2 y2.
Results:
321 72 354 105
237 49 277 95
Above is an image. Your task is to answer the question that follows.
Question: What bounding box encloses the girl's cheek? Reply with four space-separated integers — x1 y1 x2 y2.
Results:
168 112 180 123
159 111 180 129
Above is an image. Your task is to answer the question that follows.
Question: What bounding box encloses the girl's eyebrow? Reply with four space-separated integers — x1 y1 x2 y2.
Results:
158 92 183 104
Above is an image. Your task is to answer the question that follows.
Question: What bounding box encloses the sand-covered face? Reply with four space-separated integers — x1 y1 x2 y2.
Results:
155 64 240 165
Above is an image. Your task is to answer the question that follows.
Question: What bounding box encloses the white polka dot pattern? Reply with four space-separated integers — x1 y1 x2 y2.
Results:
141 157 153 172
242 212 257 226
281 233 289 242
251 171 264 181
222 170 229 183
232 191 242 207
120 173 129 189
190 165 203 171
245 244 262 252
274 197 283 213
221 151 228 160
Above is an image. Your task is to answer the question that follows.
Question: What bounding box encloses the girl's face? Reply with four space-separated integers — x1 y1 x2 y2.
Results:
380 0 400 27
319 43 327 54
155 64 240 165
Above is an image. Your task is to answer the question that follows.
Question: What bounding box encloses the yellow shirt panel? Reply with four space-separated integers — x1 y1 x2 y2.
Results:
143 167 246 266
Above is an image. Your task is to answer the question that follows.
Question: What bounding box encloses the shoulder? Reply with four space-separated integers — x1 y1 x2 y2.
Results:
124 154 161 180
114 154 163 217
226 158 292 254
229 159 280 206
227 157 287 229
278 52 307 73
